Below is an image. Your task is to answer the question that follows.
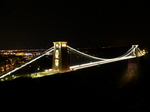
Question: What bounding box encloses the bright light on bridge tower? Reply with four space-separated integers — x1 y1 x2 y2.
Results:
52 41 70 73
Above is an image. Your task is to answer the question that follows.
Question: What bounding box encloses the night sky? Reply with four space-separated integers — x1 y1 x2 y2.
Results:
0 0 150 49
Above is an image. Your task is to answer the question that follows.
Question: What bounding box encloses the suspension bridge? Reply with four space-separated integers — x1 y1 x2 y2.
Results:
0 41 146 80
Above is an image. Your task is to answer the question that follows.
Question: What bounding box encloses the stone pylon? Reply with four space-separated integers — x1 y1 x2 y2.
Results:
52 42 70 73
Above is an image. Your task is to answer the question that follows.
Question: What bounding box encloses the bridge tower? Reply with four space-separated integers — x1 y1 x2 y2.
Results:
132 45 139 57
52 41 70 73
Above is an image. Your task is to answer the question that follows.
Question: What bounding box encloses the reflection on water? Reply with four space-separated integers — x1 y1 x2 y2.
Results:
119 58 139 87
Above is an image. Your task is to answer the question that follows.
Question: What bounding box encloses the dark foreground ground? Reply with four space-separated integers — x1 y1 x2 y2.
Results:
0 52 150 112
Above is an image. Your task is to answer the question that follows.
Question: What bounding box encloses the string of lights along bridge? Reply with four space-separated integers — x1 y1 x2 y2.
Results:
0 41 146 80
